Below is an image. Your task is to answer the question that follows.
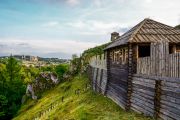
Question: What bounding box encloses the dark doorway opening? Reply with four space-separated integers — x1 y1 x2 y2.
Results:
138 45 150 57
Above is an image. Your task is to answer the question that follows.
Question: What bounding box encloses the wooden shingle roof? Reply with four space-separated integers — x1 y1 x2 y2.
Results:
105 18 180 50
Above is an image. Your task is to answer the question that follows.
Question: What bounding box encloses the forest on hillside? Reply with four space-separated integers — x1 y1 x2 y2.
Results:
0 56 69 120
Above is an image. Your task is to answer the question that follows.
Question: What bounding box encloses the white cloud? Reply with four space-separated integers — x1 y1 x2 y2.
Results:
1 0 180 58
93 0 102 7
0 38 99 58
67 20 120 35
145 0 153 3
42 21 59 27
66 0 80 6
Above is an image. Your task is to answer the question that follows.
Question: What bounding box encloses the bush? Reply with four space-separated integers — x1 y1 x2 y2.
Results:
55 64 69 80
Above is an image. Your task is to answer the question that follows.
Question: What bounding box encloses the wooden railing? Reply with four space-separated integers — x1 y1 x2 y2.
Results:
168 53 180 78
137 53 180 78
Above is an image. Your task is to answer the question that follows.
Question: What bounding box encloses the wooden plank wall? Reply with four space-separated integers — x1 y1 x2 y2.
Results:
89 54 107 70
137 57 151 75
88 65 180 120
87 65 108 95
131 74 155 116
88 53 108 94
106 47 129 109
137 41 180 78
168 53 180 78
131 74 180 120
87 42 180 120
159 78 180 119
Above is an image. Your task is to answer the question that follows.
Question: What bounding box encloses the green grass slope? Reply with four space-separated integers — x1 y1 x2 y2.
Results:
13 75 153 120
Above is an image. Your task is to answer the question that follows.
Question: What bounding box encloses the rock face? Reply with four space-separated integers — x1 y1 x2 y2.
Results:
26 84 37 100
26 72 59 100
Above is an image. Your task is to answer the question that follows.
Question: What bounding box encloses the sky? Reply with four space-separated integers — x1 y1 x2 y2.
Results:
0 0 180 59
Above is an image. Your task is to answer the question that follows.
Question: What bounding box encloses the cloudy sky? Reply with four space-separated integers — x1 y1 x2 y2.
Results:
0 0 180 58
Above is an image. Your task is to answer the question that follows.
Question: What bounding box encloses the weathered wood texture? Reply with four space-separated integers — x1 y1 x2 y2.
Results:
87 42 180 120
87 65 108 95
132 74 180 120
131 75 155 116
87 54 108 94
160 78 180 120
89 54 107 70
137 41 180 78
106 47 129 109
88 64 180 120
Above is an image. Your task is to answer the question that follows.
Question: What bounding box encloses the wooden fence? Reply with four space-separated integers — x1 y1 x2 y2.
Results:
87 66 107 95
89 54 107 70
88 66 180 120
88 42 180 120
160 77 180 119
131 74 180 120
137 53 180 78
87 54 108 95
131 74 155 116
137 42 180 78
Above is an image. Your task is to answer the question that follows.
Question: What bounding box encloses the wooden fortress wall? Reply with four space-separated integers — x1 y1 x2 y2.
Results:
87 42 180 120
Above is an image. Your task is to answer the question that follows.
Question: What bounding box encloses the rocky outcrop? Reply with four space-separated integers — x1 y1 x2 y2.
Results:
26 72 59 100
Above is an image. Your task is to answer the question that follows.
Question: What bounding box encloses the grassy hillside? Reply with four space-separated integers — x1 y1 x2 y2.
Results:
13 75 152 120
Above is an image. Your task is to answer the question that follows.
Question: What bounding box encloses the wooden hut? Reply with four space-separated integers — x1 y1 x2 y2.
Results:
104 18 180 109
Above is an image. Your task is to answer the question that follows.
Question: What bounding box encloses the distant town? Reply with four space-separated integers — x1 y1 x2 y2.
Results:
0 55 71 67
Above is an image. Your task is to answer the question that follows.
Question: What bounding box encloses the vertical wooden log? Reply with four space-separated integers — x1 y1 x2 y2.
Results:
170 54 173 77
154 43 156 75
132 44 138 73
154 80 162 119
104 50 111 95
155 43 158 76
165 42 169 77
126 44 133 110
172 53 175 77
176 53 178 78
99 69 103 93
93 68 97 90
151 43 153 75
178 53 180 78
95 68 99 92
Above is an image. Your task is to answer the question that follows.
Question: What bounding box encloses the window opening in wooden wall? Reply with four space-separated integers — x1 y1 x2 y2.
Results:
169 45 174 54
110 47 128 64
138 45 150 57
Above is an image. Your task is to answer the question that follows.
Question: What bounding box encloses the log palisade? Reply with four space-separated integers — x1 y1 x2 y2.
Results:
87 18 180 120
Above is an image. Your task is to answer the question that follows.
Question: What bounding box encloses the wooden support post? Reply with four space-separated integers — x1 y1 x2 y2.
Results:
99 69 103 94
126 44 133 111
154 80 162 119
104 50 111 95
132 44 138 73
95 68 99 92
90 66 94 88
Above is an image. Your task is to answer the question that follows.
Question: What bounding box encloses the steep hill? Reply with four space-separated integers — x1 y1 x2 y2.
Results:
13 75 152 120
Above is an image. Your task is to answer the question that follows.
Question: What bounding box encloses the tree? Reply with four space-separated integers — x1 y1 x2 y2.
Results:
0 95 8 118
72 54 78 59
55 64 69 80
6 55 21 82
0 56 26 119
0 63 7 93
175 24 180 29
